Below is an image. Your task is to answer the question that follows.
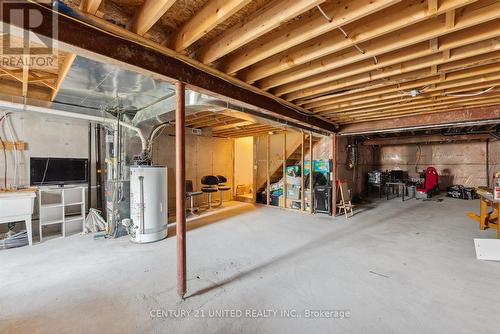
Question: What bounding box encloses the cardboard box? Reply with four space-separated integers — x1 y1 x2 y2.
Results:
236 184 252 195
494 187 500 201
278 197 301 209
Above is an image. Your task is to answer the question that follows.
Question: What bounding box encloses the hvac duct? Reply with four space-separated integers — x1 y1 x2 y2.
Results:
0 97 147 152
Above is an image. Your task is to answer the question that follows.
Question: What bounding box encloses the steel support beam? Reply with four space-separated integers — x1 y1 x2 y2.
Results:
309 133 313 213
0 1 335 133
339 106 500 135
175 81 186 299
331 133 337 217
363 133 492 146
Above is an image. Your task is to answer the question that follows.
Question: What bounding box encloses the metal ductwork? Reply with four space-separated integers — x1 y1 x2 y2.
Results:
54 55 330 137
0 94 147 151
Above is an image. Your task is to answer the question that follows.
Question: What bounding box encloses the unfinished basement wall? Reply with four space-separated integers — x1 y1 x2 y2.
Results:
336 136 375 197
152 133 234 213
0 112 90 188
234 137 253 195
372 141 495 188
311 135 331 160
0 112 93 233
489 140 500 186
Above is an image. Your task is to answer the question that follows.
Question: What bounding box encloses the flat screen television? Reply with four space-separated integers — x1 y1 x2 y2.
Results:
30 157 88 186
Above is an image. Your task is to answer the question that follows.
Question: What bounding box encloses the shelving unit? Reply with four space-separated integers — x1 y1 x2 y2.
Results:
38 187 86 241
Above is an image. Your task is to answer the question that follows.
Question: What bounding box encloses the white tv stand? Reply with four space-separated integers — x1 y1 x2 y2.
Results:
38 186 86 241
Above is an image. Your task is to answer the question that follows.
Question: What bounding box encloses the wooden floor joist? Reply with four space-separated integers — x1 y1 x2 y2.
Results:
4 0 500 127
278 27 500 99
302 60 500 110
130 0 177 36
222 0 400 74
169 0 252 52
0 1 334 133
196 0 325 64
317 79 500 116
241 0 476 84
261 6 500 92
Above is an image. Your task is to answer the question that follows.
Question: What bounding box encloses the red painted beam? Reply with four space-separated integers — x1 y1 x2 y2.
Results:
339 106 500 135
363 133 493 146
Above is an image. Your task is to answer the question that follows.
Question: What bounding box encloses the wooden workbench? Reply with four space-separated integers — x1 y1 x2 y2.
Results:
467 188 500 239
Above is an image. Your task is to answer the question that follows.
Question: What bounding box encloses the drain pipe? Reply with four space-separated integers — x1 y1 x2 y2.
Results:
88 123 92 212
0 99 147 152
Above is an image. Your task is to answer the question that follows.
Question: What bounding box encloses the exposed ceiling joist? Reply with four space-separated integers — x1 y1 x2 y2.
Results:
170 0 251 52
259 2 500 91
428 0 439 13
211 120 255 131
51 53 76 101
222 0 400 74
335 98 500 125
241 0 477 84
300 51 500 108
196 0 326 64
280 31 500 100
79 0 102 14
330 91 500 121
317 78 500 115
130 0 177 36
446 9 456 28
7 0 500 126
0 77 52 100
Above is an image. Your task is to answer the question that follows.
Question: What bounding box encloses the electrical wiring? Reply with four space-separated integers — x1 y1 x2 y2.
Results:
146 123 172 154
39 158 50 186
317 5 378 64
444 86 495 97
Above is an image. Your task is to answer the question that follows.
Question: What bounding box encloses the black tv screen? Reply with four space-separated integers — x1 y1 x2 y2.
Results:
30 157 88 186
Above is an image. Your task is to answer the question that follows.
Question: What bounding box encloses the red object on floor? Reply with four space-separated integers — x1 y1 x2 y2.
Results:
416 167 439 194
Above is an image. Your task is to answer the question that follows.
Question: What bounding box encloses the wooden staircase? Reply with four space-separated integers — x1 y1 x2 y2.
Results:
256 135 321 195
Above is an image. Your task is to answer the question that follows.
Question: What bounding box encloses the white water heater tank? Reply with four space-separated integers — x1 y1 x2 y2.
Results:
129 166 168 243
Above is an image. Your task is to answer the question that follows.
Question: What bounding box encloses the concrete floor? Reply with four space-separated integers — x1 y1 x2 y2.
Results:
1 197 499 333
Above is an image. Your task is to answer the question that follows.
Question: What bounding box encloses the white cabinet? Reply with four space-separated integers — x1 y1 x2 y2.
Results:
38 187 86 241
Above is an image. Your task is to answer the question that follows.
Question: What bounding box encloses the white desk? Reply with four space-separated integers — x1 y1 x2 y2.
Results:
0 190 36 246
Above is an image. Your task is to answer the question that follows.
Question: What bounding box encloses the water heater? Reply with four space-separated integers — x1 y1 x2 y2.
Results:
129 166 168 243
